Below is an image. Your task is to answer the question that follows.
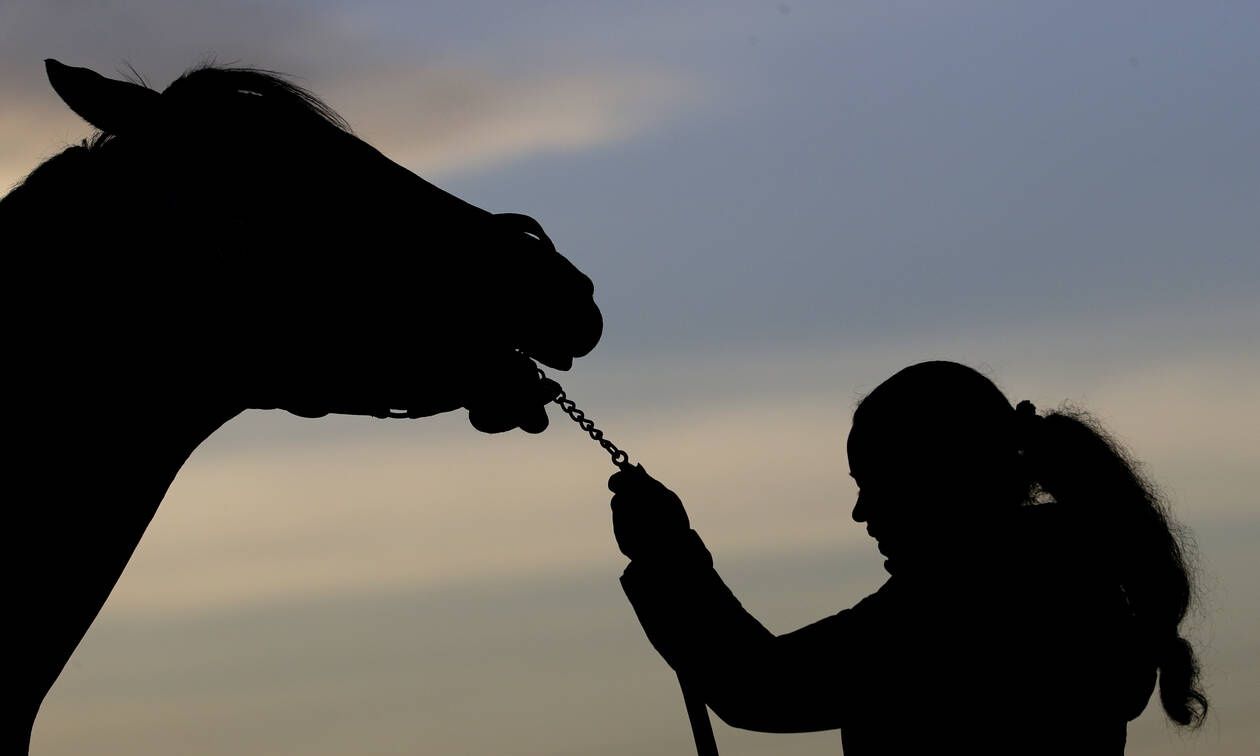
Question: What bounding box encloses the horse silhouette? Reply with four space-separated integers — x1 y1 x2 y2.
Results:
3 59 602 752
610 361 1208 755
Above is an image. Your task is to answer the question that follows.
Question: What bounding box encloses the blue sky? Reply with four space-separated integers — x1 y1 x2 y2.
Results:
5 2 1257 754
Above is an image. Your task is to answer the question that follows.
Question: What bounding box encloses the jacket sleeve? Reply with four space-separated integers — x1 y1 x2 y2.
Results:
619 530 891 733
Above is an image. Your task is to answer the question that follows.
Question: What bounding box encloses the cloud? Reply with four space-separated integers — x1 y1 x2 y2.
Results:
0 1 692 191
323 65 689 179
2 64 688 194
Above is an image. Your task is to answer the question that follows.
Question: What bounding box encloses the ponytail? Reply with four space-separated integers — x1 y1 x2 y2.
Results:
1022 406 1208 727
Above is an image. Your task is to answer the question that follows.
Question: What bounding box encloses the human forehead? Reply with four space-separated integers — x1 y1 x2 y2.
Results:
846 419 963 476
846 422 901 478
846 416 923 453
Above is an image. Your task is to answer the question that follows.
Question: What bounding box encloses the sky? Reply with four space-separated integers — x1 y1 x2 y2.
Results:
5 1 1258 753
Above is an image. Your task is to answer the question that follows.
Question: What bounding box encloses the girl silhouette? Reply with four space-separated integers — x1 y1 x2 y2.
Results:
609 360 1207 754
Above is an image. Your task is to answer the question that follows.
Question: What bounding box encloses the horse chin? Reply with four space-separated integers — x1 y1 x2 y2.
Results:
530 351 573 371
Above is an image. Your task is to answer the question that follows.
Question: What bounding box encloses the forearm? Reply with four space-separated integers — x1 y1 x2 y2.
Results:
620 530 774 669
619 531 847 732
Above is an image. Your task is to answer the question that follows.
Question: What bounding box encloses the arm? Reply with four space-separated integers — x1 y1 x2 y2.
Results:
611 468 886 733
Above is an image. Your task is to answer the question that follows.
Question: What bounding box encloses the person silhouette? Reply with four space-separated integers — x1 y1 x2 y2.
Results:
609 361 1207 754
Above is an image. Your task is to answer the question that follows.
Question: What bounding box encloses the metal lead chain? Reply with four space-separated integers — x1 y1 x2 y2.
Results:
537 366 631 469
535 363 716 756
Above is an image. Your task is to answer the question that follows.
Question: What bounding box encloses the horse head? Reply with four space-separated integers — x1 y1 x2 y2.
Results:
4 59 604 432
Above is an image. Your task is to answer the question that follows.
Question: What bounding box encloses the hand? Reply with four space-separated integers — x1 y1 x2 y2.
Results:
609 464 692 561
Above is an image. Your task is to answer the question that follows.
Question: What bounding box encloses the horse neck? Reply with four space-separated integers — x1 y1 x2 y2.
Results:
16 395 242 485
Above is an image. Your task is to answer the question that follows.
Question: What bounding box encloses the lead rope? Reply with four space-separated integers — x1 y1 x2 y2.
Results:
538 366 720 756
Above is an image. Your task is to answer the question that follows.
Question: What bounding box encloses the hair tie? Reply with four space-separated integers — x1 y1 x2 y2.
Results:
1014 399 1042 453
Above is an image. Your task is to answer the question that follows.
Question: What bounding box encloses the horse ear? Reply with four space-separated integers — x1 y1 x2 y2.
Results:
45 58 160 136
